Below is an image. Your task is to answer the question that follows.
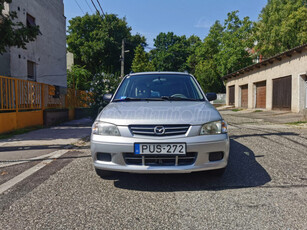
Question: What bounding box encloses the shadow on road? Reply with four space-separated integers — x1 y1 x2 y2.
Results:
104 139 271 191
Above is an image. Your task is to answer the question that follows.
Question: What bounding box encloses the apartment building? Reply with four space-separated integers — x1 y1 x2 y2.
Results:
0 0 67 87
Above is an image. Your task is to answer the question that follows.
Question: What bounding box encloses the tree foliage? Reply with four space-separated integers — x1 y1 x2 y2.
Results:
192 12 253 93
216 11 254 76
67 65 91 90
131 45 154 72
193 21 225 93
0 0 40 54
150 32 192 72
255 0 307 57
67 14 146 76
90 72 121 115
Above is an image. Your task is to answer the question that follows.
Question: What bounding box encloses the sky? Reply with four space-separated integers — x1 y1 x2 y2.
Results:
64 0 268 48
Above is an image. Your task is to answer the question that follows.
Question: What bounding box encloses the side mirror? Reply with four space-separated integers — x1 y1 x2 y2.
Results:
103 94 113 102
205 92 217 101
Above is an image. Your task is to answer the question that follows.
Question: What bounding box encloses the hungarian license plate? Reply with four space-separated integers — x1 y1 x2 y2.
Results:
134 143 186 155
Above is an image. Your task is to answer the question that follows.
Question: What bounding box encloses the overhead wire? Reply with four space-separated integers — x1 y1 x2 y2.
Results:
96 0 106 17
84 0 94 14
73 0 85 14
90 0 100 15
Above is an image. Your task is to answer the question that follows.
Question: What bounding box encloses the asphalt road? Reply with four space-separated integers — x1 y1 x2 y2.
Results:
0 112 306 230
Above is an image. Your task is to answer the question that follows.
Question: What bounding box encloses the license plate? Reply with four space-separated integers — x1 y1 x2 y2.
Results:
134 143 186 155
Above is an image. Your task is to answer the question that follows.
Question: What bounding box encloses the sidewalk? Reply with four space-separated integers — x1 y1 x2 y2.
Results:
218 108 306 124
0 118 93 165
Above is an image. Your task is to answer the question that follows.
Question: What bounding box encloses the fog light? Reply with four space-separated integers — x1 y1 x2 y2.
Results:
97 153 112 162
209 152 224 161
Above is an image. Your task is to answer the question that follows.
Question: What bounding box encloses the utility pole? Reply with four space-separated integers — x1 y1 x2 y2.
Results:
121 39 125 78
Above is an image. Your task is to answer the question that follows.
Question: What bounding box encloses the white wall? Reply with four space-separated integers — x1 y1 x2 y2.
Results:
7 0 67 87
225 48 307 113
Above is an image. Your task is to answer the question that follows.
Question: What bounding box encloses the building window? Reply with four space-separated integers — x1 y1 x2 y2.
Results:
27 60 36 80
26 13 36 27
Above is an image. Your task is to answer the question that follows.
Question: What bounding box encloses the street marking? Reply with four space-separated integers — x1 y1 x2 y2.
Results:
0 152 58 168
0 150 68 195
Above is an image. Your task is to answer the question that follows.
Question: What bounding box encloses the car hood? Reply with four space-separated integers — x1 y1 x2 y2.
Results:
97 101 222 126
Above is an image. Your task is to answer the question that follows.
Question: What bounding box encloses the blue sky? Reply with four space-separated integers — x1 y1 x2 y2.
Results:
64 0 267 48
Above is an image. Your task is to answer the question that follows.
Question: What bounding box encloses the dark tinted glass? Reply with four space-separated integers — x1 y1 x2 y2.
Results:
114 74 204 101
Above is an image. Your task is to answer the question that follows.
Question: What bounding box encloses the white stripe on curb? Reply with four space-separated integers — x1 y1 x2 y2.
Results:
0 150 68 195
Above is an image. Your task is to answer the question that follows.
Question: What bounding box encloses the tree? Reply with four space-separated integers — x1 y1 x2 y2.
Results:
185 35 202 74
150 32 190 72
90 72 121 115
67 14 146 75
193 21 225 93
131 45 154 72
193 12 253 93
216 11 254 76
67 65 91 90
254 0 307 57
0 0 40 54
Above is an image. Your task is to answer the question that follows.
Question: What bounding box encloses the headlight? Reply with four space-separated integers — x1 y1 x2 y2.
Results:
92 122 121 136
200 120 227 135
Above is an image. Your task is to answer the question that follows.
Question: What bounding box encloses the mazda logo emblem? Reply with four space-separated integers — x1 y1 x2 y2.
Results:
154 126 165 135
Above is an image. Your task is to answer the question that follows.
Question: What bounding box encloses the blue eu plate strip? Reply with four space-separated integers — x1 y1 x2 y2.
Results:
134 144 140 154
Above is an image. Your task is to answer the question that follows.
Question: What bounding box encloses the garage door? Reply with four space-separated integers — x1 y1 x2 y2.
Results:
229 86 235 105
240 85 248 108
255 81 266 108
273 76 292 110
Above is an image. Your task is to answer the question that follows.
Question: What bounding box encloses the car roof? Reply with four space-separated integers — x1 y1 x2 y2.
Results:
128 71 191 77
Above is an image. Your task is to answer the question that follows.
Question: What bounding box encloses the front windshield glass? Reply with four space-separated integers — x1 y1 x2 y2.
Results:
113 74 205 101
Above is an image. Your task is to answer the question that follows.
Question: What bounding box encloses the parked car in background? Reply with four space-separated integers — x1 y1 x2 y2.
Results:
91 72 229 177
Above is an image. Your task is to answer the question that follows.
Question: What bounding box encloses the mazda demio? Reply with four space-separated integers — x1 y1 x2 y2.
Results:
91 72 229 177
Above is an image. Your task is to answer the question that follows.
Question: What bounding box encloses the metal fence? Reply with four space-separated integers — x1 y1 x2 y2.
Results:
0 75 91 112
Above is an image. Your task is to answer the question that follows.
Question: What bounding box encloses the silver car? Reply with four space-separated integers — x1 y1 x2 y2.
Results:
91 72 229 177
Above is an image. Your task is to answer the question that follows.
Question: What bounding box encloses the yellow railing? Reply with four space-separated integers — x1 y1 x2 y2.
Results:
0 75 91 112
0 76 17 111
0 75 92 134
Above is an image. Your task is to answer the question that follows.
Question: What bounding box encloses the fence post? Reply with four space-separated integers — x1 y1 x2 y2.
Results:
15 80 19 113
69 88 75 120
14 80 19 129
41 84 45 110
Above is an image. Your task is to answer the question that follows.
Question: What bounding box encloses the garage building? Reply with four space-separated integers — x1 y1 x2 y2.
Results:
222 44 307 113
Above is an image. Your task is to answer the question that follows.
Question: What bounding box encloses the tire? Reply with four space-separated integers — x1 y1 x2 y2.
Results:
210 167 226 177
95 168 113 178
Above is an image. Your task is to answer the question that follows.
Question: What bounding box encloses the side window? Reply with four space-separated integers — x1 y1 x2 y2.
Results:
27 13 36 27
27 60 36 81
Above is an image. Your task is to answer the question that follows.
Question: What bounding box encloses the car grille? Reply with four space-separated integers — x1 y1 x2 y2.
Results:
129 124 190 136
123 152 197 166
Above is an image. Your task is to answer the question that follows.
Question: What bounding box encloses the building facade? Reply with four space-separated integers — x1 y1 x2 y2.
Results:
223 44 307 113
0 0 67 87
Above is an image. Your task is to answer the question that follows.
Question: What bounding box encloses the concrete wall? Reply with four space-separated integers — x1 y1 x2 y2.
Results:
225 49 307 113
67 52 74 71
2 0 67 87
43 109 69 126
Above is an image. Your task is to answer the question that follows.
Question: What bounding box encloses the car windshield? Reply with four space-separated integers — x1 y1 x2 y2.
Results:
113 74 205 102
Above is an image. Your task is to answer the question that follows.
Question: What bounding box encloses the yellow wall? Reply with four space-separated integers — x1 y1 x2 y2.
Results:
0 110 43 134
17 110 43 129
0 113 17 133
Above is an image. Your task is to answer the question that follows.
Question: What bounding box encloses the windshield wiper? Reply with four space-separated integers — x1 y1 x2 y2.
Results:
113 97 143 102
160 96 199 101
113 97 165 102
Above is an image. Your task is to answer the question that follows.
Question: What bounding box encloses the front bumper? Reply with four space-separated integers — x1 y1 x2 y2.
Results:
91 133 230 174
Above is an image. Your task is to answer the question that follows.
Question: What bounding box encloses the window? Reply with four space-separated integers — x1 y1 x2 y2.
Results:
114 74 205 101
27 60 36 80
26 13 36 27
